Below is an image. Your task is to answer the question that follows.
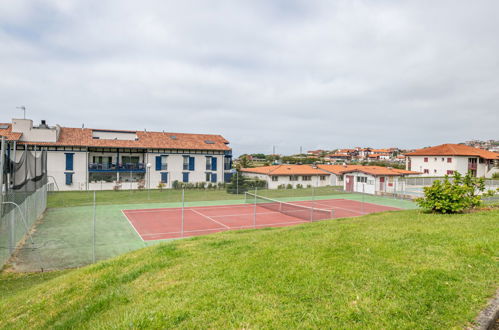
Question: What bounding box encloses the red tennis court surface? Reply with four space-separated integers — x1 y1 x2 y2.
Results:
122 199 400 241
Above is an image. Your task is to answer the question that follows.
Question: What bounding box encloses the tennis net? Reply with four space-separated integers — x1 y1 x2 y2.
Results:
245 192 334 222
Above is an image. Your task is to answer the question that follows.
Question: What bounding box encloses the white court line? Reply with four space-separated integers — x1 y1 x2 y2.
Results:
140 219 308 238
303 201 366 215
121 210 146 242
190 209 231 229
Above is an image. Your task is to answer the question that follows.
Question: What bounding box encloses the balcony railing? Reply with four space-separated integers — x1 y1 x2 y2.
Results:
88 162 146 172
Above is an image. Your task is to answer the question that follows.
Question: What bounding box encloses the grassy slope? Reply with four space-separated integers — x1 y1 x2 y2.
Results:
1 209 498 329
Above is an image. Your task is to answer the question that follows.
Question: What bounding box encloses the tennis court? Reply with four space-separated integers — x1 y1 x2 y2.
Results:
123 195 400 241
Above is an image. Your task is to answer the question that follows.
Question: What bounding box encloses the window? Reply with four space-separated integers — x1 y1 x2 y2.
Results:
289 175 298 181
160 172 168 183
122 156 140 164
155 155 168 170
65 153 74 171
424 169 429 174
320 175 326 181
441 158 445 162
434 169 437 173
206 172 211 182
356 176 367 183
271 176 278 182
182 172 189 183
446 170 454 175
302 176 312 181
206 157 212 170
65 172 73 185
183 156 189 170
434 157 437 161
424 157 428 163
224 156 232 170
447 158 452 163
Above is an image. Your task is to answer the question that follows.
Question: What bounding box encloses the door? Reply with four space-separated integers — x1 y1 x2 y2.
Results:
346 175 354 192
379 177 385 192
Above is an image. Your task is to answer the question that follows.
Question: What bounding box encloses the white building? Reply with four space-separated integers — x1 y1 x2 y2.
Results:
317 164 364 186
240 165 330 189
405 144 499 178
0 119 233 191
342 167 419 195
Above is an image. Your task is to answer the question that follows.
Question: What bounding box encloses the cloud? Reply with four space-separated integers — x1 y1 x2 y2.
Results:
1 0 498 155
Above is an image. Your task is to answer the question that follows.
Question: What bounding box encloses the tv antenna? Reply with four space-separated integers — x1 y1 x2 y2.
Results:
16 106 26 119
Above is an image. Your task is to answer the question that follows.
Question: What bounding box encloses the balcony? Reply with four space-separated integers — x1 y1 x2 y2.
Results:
88 162 146 172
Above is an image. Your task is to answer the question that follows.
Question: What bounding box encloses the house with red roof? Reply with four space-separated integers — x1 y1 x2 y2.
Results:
340 166 419 195
240 165 330 189
1 118 233 190
405 144 499 178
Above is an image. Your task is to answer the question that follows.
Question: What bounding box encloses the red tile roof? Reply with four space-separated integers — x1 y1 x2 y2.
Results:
0 123 22 141
405 144 499 160
240 165 330 176
15 126 230 150
317 164 364 174
340 166 419 176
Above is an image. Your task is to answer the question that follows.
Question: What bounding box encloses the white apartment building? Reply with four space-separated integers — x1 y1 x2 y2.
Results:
0 119 233 191
240 165 330 189
405 144 499 178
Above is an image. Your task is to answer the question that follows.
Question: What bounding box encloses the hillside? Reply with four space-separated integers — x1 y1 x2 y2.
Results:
1 209 498 329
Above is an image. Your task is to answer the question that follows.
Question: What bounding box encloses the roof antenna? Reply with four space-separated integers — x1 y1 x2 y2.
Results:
16 106 26 119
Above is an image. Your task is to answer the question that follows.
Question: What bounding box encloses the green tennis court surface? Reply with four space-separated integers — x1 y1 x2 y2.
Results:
10 189 417 272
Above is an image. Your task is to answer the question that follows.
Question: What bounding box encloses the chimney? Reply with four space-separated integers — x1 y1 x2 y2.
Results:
39 120 49 129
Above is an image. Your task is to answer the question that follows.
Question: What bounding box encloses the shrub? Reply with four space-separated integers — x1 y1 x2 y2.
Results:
286 184 293 189
296 184 303 189
277 184 286 189
157 182 166 191
492 172 499 179
415 172 496 213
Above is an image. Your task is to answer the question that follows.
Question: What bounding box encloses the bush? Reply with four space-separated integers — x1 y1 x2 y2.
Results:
286 184 293 189
415 172 496 213
157 182 166 191
492 172 499 179
277 184 286 189
296 184 303 189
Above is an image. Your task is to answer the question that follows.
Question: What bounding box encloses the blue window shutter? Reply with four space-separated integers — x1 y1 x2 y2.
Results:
65 153 74 171
155 156 161 171
189 157 195 171
211 157 217 171
161 172 168 183
183 172 189 183
211 173 217 183
65 172 73 185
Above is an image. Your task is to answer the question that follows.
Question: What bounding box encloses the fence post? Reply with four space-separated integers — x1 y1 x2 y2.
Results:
92 191 96 263
253 187 257 228
181 189 185 238
0 137 5 216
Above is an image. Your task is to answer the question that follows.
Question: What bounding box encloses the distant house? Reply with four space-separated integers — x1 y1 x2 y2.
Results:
240 165 330 189
324 153 351 162
405 144 499 178
341 167 419 195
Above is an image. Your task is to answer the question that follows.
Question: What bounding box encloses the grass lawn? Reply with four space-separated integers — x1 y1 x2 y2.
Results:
1 209 498 329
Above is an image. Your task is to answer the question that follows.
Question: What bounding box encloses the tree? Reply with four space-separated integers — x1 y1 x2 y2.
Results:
415 172 496 213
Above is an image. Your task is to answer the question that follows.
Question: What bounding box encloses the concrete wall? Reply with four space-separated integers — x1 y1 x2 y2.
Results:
12 119 58 143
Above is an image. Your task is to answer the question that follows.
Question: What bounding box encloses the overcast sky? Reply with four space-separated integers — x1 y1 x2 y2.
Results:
1 0 498 155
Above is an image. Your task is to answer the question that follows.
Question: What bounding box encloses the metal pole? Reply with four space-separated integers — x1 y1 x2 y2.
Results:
253 187 257 228
147 166 150 200
92 191 96 263
362 184 365 214
236 171 239 195
181 189 185 237
0 137 5 216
